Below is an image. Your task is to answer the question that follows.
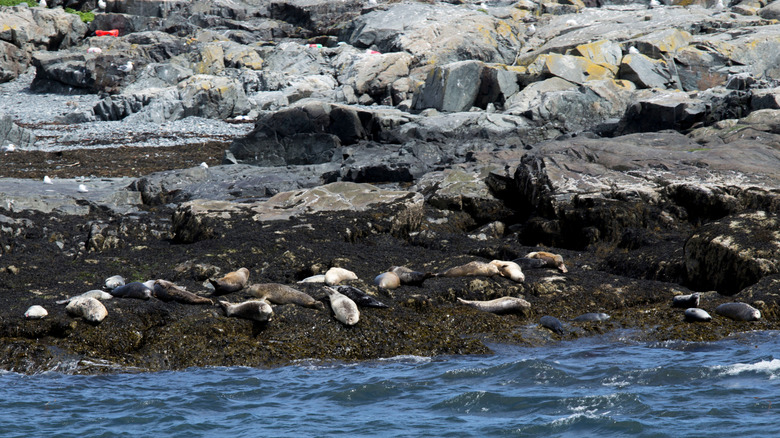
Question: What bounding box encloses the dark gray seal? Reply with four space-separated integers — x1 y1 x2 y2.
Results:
390 266 432 286
153 280 213 305
572 312 610 322
334 285 389 308
111 282 153 300
219 299 273 322
715 302 761 321
672 293 700 308
684 308 712 322
540 315 564 335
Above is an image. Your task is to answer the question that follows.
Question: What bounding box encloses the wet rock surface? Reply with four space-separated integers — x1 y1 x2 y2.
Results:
1 0 779 374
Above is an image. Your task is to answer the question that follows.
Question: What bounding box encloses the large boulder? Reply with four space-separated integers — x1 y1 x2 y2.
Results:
0 115 36 149
413 60 483 112
616 90 707 134
685 211 780 294
171 182 425 243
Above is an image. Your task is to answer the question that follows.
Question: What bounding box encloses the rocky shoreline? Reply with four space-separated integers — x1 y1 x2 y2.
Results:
1 0 779 374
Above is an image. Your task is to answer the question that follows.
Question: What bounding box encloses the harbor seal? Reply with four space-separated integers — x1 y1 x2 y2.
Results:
489 260 525 283
24 305 48 319
153 280 213 305
219 299 273 322
457 296 530 314
715 302 761 321
66 296 108 323
56 289 113 305
540 315 564 335
572 312 611 322
323 286 360 326
389 266 432 286
334 285 389 308
374 272 401 290
209 267 250 294
297 274 326 284
684 308 712 322
524 251 568 273
324 267 358 286
437 261 500 278
110 282 153 300
248 283 325 310
672 293 700 308
104 275 125 290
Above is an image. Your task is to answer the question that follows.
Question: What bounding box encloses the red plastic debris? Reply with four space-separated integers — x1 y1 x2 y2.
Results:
95 29 119 37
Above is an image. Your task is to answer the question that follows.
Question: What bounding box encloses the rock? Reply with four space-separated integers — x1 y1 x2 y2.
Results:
171 182 424 243
334 49 413 104
269 0 365 36
685 211 780 294
539 53 615 85
0 5 87 52
413 60 484 112
0 177 141 215
0 41 26 84
0 115 36 149
616 90 707 134
618 53 674 89
673 46 729 92
474 64 523 110
626 28 693 60
759 0 780 19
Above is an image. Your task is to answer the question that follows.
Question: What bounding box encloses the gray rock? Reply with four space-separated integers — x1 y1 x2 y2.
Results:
269 0 365 35
0 41 26 84
617 90 707 134
618 53 674 89
0 115 36 149
413 60 483 112
0 177 141 216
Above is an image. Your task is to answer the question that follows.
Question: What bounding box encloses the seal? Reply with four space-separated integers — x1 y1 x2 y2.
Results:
104 275 125 290
209 267 250 294
672 293 700 308
24 305 48 320
489 260 525 283
437 261 500 278
389 266 432 286
219 299 273 322
374 272 401 290
572 312 610 322
457 296 530 314
110 282 153 300
540 315 564 335
324 267 358 286
684 308 712 322
524 251 568 273
323 286 359 326
153 280 213 305
334 285 389 308
715 302 761 321
56 289 113 305
297 274 326 284
66 296 108 323
248 283 325 310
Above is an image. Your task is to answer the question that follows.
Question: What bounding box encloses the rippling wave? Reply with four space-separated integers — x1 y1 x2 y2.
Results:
1 330 777 437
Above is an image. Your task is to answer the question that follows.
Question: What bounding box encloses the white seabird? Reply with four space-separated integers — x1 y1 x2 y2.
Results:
117 61 134 73
98 0 107 9
78 184 89 193
43 176 53 184
629 46 640 55
1 143 15 152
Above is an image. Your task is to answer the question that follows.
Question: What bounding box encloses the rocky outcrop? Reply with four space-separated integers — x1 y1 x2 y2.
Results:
0 115 36 149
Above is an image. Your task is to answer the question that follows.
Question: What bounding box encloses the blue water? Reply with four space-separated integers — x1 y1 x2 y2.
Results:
2 330 778 437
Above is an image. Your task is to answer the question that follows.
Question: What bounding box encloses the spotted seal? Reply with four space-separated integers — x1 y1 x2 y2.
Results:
209 267 250 295
524 251 568 273
323 286 359 326
56 289 113 305
715 302 761 321
219 299 273 322
66 296 108 323
24 305 48 319
110 282 153 300
374 272 401 290
684 308 712 322
324 267 358 286
457 296 530 314
437 261 500 278
572 312 611 322
153 280 213 305
540 315 564 335
333 285 389 308
248 283 325 310
297 274 326 284
104 275 125 290
389 266 432 286
489 260 525 283
672 293 700 308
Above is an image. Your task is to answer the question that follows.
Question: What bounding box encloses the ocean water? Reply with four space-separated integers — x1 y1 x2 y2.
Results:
2 330 778 437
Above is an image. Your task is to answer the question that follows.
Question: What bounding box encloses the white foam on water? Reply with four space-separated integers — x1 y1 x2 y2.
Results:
716 359 780 379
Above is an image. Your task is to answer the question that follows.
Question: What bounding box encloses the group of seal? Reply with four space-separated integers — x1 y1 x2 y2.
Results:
670 292 761 323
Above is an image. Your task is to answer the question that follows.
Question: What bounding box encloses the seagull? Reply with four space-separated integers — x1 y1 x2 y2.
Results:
649 0 661 7
39 0 46 7
43 176 53 184
629 46 640 55
199 162 209 170
527 24 536 35
87 47 102 54
117 61 133 73
98 0 106 9
78 184 89 193
714 0 725 9
1 143 15 152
